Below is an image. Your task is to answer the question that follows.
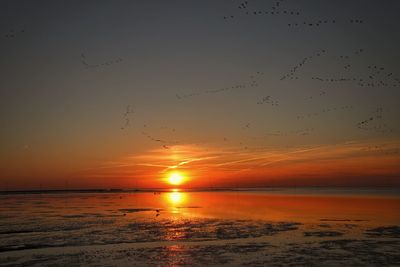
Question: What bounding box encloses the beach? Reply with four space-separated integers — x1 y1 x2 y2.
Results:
0 188 399 266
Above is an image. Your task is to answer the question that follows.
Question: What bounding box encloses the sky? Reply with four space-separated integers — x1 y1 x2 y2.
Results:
1 0 400 190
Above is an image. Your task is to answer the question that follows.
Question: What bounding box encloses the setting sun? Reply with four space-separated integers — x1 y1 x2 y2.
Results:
168 172 185 186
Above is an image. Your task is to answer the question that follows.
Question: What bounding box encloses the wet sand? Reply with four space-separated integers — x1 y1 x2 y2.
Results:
0 189 399 266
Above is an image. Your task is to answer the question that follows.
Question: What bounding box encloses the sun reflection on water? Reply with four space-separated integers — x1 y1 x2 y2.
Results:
165 189 187 208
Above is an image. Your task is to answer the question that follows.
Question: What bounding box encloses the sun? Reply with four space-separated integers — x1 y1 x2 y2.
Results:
168 172 185 186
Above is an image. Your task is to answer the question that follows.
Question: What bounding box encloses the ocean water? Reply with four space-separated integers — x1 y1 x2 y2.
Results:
0 188 399 266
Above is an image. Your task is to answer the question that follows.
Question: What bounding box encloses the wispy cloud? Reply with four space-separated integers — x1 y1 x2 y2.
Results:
78 139 400 187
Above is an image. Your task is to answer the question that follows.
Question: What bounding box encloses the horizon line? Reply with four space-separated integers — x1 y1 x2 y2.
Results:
1 186 399 195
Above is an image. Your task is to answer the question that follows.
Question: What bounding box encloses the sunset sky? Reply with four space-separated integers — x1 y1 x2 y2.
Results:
1 0 400 190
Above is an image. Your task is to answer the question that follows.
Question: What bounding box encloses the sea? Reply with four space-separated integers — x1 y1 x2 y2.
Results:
0 187 399 266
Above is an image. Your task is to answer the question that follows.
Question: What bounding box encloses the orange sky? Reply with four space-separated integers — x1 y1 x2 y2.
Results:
2 138 398 190
1 1 400 191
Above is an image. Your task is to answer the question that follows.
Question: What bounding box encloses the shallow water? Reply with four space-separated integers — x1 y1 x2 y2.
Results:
0 189 399 266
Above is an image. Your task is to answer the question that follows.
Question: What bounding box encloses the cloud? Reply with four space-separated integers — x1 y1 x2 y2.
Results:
77 139 400 187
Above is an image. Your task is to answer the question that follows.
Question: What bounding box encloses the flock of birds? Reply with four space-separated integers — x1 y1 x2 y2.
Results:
70 1 397 155
279 48 396 133
311 64 399 88
120 107 180 149
358 66 399 88
312 72 399 88
81 53 123 69
176 83 248 99
266 127 315 137
296 105 354 120
257 96 279 106
120 105 135 130
4 29 25 39
176 71 263 100
281 48 367 81
224 0 300 20
281 48 400 89
280 49 328 80
287 18 363 28
357 107 394 134
141 131 180 150
222 0 365 31
119 49 396 149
